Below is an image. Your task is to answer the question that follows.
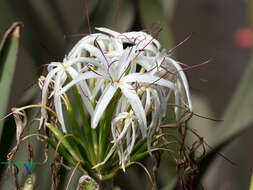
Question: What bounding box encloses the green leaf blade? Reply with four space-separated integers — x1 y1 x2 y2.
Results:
249 174 253 190
0 22 22 138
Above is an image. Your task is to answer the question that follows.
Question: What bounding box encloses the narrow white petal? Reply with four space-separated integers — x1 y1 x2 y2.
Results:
78 43 109 69
166 57 193 111
68 33 109 58
122 73 175 90
174 88 179 120
58 71 102 95
115 97 129 115
66 65 78 78
135 57 156 71
48 62 61 71
147 89 161 152
91 84 118 128
54 71 66 132
95 27 121 37
119 83 147 137
66 66 94 115
112 38 123 51
126 121 136 156
93 112 130 168
68 57 101 68
156 87 167 118
117 47 133 77
111 119 131 143
92 144 116 168
112 112 129 123
41 68 60 117
122 31 160 50
145 88 151 113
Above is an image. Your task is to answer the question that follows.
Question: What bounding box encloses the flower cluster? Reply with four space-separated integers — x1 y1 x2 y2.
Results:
41 27 192 170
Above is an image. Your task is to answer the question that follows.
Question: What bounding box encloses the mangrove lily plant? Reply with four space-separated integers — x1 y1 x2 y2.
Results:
8 27 193 189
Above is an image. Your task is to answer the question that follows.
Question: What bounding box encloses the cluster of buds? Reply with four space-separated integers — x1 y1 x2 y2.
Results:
40 27 192 174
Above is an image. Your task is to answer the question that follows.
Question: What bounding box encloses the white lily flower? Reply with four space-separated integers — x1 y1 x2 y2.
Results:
42 27 193 170
93 111 137 171
59 46 176 137
41 58 95 132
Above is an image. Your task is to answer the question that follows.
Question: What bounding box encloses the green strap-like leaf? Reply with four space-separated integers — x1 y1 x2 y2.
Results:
213 56 253 145
249 174 253 190
0 22 22 138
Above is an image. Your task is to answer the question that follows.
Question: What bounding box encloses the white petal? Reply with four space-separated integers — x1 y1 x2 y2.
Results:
91 84 118 128
112 38 123 52
119 83 147 137
135 56 156 71
156 87 167 118
48 62 61 71
78 43 109 69
122 73 175 90
66 65 78 78
166 57 192 111
66 66 94 115
93 144 116 168
126 121 136 156
111 112 129 139
54 71 66 132
122 31 160 50
68 57 101 68
58 71 102 95
147 89 161 152
95 27 121 37
112 119 131 143
117 47 133 77
144 88 151 113
68 33 109 58
41 68 60 117
174 88 179 120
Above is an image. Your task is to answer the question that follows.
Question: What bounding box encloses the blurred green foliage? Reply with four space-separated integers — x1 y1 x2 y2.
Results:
0 23 22 136
250 174 253 190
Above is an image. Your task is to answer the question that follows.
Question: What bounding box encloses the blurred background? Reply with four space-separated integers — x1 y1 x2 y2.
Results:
0 0 252 189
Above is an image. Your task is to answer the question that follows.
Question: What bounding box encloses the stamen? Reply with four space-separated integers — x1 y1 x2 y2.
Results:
179 59 211 72
135 27 162 58
84 1 92 35
94 37 110 66
167 32 195 55
114 1 120 31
